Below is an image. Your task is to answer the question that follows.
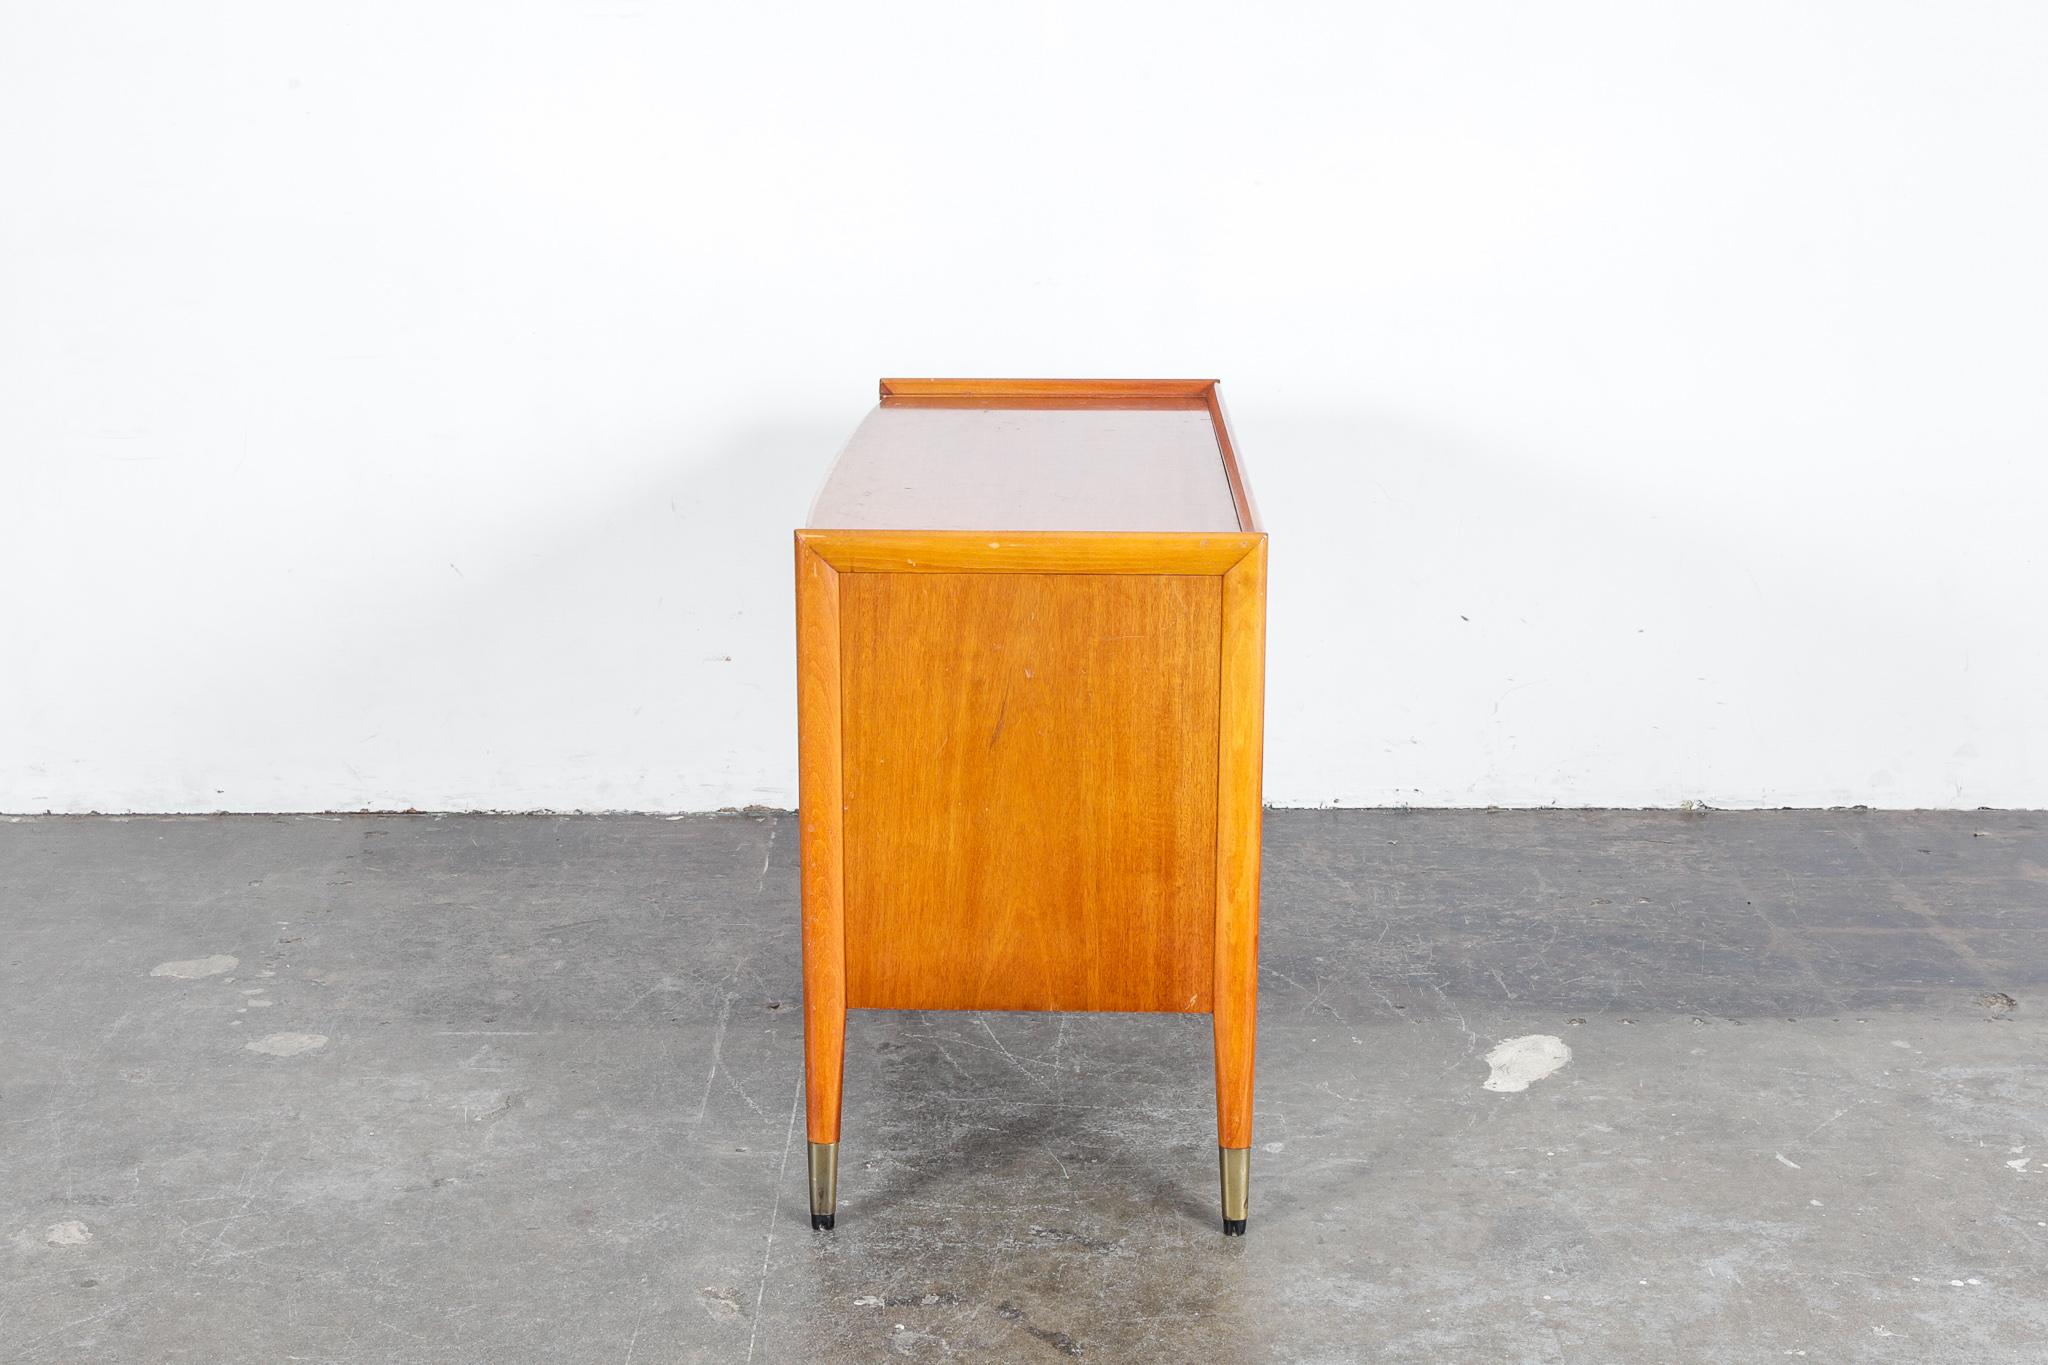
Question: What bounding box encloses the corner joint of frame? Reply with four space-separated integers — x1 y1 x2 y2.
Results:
794 531 842 578
1222 532 1267 577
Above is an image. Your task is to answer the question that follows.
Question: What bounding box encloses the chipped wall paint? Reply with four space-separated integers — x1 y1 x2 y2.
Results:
3 4 2045 814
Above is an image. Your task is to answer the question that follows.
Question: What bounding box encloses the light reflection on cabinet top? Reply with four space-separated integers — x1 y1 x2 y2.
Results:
807 379 1258 534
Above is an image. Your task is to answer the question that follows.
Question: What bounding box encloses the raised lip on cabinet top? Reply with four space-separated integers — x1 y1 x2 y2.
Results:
802 378 1262 539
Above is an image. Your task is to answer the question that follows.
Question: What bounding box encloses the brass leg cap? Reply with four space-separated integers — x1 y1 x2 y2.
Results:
1219 1147 1250 1236
808 1141 839 1230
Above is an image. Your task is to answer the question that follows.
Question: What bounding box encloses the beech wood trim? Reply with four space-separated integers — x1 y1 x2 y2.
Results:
876 395 1209 411
1205 385 1263 534
1212 534 1267 1149
880 378 1218 401
795 535 847 1145
798 530 1260 575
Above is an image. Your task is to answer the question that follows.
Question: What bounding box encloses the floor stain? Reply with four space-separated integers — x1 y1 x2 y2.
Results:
244 1032 329 1057
149 954 238 979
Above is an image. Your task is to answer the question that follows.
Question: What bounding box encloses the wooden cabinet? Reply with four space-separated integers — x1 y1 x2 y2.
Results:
795 378 1266 1234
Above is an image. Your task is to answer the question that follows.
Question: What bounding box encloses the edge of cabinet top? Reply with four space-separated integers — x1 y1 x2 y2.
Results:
806 378 1258 534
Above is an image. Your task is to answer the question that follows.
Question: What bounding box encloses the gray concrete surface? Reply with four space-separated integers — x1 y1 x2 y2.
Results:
1 810 2044 1363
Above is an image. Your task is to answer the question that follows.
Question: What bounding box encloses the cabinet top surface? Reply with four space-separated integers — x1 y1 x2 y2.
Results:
807 382 1246 533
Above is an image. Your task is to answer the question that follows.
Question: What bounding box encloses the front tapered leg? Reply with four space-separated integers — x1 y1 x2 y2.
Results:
1212 537 1264 1234
1214 992 1255 1234
800 951 844 1231
1211 828 1259 1236
801 983 843 1230
1213 958 1256 1235
797 536 848 1230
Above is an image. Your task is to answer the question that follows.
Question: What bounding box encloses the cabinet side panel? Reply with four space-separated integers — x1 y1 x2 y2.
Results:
841 571 1220 1013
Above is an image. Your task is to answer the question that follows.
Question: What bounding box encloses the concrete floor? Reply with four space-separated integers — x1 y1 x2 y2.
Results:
1 811 2043 1363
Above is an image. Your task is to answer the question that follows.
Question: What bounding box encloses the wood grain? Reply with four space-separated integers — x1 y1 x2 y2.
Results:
839 571 1222 1013
794 535 847 1145
799 530 1258 576
1212 536 1268 1148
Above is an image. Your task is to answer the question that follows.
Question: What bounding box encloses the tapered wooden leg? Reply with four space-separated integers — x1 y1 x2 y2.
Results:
804 1007 843 1229
796 535 847 1230
1213 537 1266 1234
1213 995 1256 1235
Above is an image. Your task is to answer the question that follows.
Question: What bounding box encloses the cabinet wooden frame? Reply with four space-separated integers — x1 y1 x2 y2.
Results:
795 377 1267 1190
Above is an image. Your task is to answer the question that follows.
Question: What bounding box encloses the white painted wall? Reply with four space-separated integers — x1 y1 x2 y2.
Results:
4 1 2044 813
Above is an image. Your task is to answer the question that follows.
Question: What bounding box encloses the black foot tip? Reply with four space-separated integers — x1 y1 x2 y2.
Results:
811 1213 835 1231
1222 1218 1247 1236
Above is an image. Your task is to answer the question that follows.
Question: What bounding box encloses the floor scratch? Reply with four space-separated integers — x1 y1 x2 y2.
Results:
696 993 733 1123
745 1077 802 1365
756 825 778 896
976 1017 1054 1088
